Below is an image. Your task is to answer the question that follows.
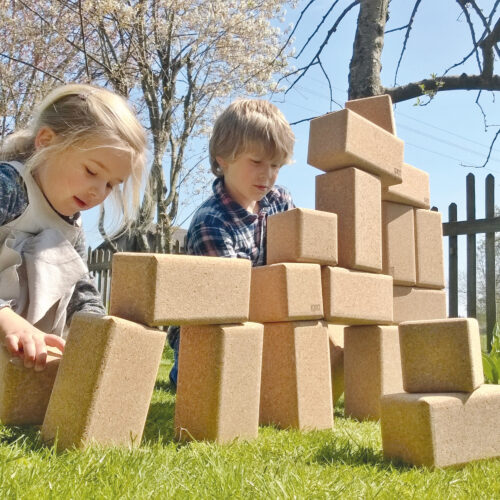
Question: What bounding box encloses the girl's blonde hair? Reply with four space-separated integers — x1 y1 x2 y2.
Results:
0 83 148 232
209 99 295 177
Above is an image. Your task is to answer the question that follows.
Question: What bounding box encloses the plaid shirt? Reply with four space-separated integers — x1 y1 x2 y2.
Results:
187 177 295 266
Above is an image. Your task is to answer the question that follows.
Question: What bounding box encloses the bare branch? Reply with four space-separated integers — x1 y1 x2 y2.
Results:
460 127 500 169
0 53 65 83
78 0 90 81
385 24 409 34
456 0 483 72
480 17 500 79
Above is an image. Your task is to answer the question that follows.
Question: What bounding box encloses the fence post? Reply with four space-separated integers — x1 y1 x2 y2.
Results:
448 203 458 317
485 174 496 350
466 173 477 318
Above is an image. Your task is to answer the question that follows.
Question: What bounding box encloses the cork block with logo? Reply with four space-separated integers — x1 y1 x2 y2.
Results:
327 324 345 404
382 163 430 209
260 321 333 430
41 314 165 450
345 94 396 135
381 385 500 467
321 267 393 324
399 318 484 393
308 108 403 186
174 322 263 443
344 325 404 421
249 263 323 323
316 167 382 272
0 347 61 425
393 286 447 323
382 201 416 286
109 253 251 326
267 208 338 266
415 209 445 289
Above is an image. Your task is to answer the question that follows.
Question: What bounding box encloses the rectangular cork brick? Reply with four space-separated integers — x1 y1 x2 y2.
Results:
344 325 404 420
327 324 345 404
345 94 396 135
249 263 323 323
415 209 445 289
393 286 447 323
174 322 263 443
109 253 251 326
399 318 484 393
308 108 403 186
267 208 338 266
381 385 500 467
321 267 393 324
316 167 382 272
0 347 61 425
41 314 165 450
382 163 430 209
260 321 333 430
382 201 416 285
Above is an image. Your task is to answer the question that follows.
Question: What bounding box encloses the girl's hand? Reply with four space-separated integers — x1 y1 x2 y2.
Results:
0 307 65 371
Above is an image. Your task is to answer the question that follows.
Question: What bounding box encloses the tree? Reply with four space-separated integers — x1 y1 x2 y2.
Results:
0 0 293 251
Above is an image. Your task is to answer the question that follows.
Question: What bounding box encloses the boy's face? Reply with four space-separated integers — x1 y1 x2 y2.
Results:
217 149 282 213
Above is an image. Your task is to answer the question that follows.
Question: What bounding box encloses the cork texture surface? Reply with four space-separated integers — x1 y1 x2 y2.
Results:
316 167 382 272
393 286 447 323
267 208 338 266
382 163 430 209
381 385 500 467
109 253 251 326
399 318 484 393
327 324 345 404
307 108 403 186
345 94 396 135
174 322 264 443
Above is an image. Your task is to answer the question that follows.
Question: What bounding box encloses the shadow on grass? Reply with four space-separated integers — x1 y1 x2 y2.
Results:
0 423 44 451
154 379 176 394
143 399 176 445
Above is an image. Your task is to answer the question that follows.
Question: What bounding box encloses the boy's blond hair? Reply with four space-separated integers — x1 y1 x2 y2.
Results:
209 99 295 177
0 83 148 233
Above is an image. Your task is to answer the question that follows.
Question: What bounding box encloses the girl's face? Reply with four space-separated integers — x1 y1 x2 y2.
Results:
34 129 132 217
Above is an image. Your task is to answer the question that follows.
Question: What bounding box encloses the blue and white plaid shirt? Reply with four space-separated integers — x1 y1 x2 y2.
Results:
187 177 295 266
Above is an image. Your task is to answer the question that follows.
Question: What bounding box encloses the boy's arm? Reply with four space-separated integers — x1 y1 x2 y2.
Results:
187 220 238 259
0 163 28 225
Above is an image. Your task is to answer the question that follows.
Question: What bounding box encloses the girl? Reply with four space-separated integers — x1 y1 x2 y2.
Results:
0 83 147 371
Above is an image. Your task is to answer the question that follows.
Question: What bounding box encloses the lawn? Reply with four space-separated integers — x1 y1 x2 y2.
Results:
0 347 499 499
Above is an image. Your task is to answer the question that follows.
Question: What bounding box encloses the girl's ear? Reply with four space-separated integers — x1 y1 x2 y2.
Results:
34 127 56 150
216 156 227 170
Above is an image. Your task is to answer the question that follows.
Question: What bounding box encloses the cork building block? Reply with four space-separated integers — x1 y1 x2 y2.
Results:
393 286 447 323
0 347 61 425
267 208 338 266
415 209 445 289
109 253 251 326
322 267 393 324
174 322 263 443
345 94 396 135
344 325 404 421
382 201 416 286
382 163 430 209
260 321 333 430
249 263 323 323
42 314 165 450
316 167 382 272
327 324 345 404
308 108 403 186
381 385 500 467
399 318 484 393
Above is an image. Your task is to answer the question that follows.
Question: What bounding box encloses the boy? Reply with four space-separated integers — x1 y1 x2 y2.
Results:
168 99 295 387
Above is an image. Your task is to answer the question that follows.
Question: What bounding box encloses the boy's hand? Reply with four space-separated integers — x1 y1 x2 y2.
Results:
0 307 65 371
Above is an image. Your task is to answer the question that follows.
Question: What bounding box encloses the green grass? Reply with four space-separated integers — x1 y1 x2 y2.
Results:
0 348 499 499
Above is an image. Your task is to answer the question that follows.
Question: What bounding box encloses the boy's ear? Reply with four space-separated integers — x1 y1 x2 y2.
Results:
34 127 57 150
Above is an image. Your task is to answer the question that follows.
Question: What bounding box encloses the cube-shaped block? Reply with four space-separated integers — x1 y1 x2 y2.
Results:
260 321 333 430
109 253 251 326
381 385 500 467
345 94 396 134
0 347 61 425
41 314 165 450
344 326 404 420
267 208 338 266
321 267 393 324
382 201 416 285
382 163 430 209
399 318 484 393
316 168 382 272
174 322 263 443
415 209 445 289
249 263 323 323
327 324 345 404
393 286 447 323
308 108 403 186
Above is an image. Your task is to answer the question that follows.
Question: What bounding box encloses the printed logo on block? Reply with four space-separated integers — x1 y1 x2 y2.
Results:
311 304 322 312
394 168 402 176
424 197 430 203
